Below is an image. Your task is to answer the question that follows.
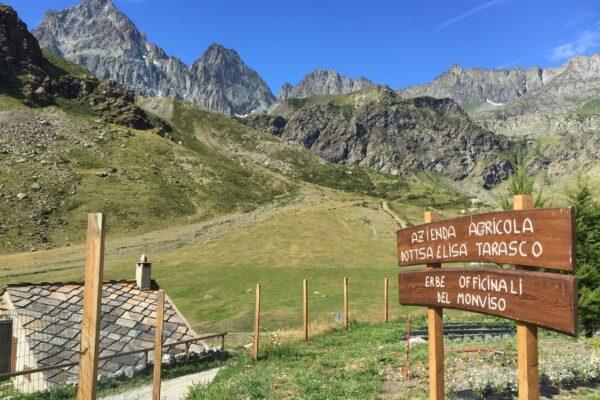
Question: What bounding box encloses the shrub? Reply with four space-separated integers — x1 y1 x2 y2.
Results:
499 149 545 210
566 177 600 336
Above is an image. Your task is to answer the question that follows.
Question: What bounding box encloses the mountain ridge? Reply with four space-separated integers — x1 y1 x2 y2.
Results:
398 54 600 118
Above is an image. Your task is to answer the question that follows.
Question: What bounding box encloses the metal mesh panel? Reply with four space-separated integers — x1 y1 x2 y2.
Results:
0 308 80 396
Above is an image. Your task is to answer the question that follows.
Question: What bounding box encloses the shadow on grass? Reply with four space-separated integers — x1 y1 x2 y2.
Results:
454 389 514 399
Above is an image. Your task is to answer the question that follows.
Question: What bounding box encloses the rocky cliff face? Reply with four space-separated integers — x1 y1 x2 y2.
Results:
401 55 600 118
400 64 553 106
0 4 43 75
33 0 275 115
481 55 600 117
249 87 513 188
277 69 375 101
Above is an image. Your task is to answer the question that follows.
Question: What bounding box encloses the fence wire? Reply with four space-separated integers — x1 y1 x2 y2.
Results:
0 308 81 397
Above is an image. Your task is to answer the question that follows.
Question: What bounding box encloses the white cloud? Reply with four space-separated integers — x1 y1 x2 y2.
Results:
550 30 600 61
564 10 597 29
433 0 508 33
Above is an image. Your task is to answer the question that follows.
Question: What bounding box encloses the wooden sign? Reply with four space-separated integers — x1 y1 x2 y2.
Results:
397 207 575 271
398 268 578 335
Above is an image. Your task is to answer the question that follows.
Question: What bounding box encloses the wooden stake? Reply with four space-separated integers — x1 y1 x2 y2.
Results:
253 283 261 361
77 213 106 400
384 277 389 323
514 195 540 400
404 314 411 378
425 211 444 400
303 279 308 341
343 277 349 330
152 290 165 400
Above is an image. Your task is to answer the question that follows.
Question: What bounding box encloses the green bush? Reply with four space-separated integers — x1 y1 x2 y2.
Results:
567 178 600 336
499 149 545 210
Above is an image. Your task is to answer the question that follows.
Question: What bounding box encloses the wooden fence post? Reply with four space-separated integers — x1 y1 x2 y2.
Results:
425 211 444 400
514 195 540 400
152 290 165 400
343 277 349 330
384 277 389 323
404 314 412 378
77 213 106 400
253 284 261 361
303 279 308 341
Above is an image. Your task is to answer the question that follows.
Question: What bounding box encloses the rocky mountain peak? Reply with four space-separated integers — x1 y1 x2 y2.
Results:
448 64 464 73
196 42 248 72
32 0 275 115
203 42 237 60
81 0 116 11
277 68 376 101
189 42 275 115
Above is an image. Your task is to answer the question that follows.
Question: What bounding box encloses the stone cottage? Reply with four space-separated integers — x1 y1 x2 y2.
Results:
0 260 210 393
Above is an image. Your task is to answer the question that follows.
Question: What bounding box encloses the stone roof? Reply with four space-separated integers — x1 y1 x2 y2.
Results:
0 280 203 386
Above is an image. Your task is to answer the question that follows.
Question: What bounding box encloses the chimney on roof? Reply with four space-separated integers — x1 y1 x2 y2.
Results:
136 255 152 290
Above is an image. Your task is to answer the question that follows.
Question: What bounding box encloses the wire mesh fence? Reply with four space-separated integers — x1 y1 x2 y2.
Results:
0 307 81 397
235 275 407 365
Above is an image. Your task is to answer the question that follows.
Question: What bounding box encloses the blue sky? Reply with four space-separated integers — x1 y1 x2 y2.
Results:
6 0 600 94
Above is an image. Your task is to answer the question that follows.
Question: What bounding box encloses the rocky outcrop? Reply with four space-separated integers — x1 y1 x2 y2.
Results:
33 0 275 115
0 4 166 130
248 86 513 188
238 114 287 136
277 69 375 101
0 4 43 75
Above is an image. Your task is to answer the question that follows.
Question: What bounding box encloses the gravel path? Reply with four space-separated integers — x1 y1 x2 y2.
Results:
100 367 221 400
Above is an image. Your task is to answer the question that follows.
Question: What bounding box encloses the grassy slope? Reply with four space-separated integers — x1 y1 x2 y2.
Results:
0 100 295 252
573 99 600 118
41 50 92 78
0 194 407 332
188 320 600 400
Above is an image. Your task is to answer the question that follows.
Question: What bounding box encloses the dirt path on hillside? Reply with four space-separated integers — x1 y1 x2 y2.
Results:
381 201 408 228
100 367 220 400
0 186 375 281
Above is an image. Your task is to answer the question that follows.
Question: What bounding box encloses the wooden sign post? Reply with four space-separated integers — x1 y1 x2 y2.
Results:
397 200 578 400
514 195 539 400
425 211 444 400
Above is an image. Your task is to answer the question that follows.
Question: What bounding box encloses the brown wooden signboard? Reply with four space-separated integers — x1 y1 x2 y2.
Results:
398 268 578 335
397 207 575 271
